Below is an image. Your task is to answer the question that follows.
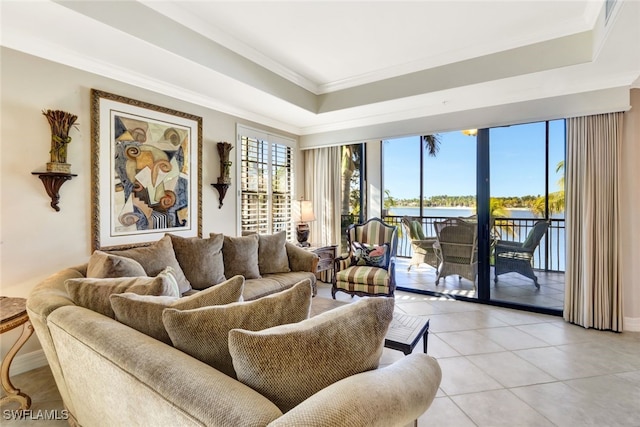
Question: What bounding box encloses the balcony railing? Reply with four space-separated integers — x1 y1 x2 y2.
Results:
341 214 566 273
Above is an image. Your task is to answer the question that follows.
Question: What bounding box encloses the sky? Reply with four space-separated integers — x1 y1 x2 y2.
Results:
383 120 565 200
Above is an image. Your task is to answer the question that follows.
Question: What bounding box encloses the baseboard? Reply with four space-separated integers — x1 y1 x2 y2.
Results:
10 349 49 375
623 316 640 332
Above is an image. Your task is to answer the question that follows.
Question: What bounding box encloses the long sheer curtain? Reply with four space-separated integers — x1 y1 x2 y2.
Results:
565 112 624 331
303 146 341 250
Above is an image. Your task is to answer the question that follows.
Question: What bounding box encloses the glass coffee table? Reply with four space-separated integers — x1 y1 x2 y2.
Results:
384 313 430 355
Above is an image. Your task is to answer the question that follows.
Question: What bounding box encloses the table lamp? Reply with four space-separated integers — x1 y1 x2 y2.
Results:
296 200 315 247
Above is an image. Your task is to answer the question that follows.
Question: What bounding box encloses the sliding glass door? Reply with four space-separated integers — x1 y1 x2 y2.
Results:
384 120 565 314
486 121 565 311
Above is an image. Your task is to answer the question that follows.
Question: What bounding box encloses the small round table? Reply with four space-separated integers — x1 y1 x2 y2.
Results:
0 297 33 410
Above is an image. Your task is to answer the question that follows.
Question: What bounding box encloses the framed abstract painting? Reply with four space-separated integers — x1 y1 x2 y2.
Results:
90 89 202 251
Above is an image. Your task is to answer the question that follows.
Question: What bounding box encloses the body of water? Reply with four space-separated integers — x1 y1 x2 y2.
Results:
389 206 564 219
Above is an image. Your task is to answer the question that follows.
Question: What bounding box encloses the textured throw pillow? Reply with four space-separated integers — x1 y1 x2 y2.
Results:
258 231 290 275
110 275 245 344
65 267 180 318
213 233 261 279
109 235 192 294
229 296 394 413
86 250 147 278
351 242 391 269
163 279 312 378
168 233 226 289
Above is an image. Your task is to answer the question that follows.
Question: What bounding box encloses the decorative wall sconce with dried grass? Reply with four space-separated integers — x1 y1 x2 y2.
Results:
32 109 79 211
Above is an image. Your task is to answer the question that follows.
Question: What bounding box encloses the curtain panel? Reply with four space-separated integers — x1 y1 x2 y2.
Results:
565 112 623 331
303 147 342 251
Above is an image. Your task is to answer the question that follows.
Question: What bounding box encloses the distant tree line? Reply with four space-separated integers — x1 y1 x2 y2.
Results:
393 193 564 215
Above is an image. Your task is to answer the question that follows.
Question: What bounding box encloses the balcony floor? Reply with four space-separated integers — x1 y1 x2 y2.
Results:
395 257 565 311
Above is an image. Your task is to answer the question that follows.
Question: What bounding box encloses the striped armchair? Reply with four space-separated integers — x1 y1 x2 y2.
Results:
332 217 398 298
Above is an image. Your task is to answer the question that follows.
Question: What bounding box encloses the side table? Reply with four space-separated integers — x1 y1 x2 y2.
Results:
305 245 338 285
384 313 430 355
1 297 33 410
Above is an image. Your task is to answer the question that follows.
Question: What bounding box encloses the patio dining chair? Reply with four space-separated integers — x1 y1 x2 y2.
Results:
332 217 398 298
494 220 549 288
401 216 440 272
434 217 478 289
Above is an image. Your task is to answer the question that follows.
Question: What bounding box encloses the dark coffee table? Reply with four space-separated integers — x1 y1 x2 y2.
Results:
310 296 430 355
384 313 430 355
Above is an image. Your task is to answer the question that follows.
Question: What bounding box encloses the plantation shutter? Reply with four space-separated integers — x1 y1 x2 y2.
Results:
238 126 294 240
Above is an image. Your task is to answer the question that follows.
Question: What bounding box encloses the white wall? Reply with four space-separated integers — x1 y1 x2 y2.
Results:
620 89 640 330
0 48 302 367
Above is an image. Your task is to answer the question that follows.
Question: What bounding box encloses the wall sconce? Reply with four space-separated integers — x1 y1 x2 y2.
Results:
32 109 79 211
296 199 316 247
462 129 478 136
211 142 233 209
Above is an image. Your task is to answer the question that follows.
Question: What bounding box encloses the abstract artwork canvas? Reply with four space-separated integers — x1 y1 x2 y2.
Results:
91 90 202 250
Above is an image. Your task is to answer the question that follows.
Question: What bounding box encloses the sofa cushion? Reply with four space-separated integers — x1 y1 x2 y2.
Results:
86 250 147 278
242 272 317 301
214 233 261 279
162 279 312 378
228 296 394 413
168 233 226 289
109 235 192 294
110 275 244 344
258 231 290 275
65 267 180 318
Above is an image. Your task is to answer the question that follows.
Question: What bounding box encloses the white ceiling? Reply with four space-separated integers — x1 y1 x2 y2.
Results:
2 0 639 143
144 0 602 93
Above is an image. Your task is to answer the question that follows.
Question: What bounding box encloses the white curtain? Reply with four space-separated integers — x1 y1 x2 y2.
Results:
303 147 342 250
564 112 623 331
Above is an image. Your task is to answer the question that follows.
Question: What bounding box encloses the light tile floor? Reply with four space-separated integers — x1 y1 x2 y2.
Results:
323 283 640 427
2 283 638 426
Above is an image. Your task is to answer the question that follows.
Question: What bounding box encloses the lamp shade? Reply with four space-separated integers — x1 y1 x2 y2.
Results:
462 129 478 136
299 200 316 222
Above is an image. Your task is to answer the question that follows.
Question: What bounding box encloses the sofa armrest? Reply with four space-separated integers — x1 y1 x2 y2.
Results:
334 253 351 273
268 353 441 427
286 242 319 273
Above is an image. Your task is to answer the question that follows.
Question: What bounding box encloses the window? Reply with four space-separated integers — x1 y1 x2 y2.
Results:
340 143 366 247
238 125 294 239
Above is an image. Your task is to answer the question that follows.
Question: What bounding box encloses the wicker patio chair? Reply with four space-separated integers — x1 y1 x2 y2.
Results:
332 217 397 298
434 218 478 288
494 220 549 288
401 216 440 272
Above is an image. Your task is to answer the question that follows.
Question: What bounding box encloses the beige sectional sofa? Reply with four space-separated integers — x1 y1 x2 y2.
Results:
26 233 442 426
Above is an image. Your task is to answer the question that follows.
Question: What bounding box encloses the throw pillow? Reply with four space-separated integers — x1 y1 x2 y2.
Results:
351 242 391 269
168 233 226 289
213 233 261 279
258 231 290 275
86 250 147 278
109 235 192 294
162 279 312 378
110 275 245 344
65 267 180 318
228 296 394 413
411 220 426 240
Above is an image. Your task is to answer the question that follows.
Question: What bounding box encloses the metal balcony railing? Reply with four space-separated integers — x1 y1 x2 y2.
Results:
341 214 566 273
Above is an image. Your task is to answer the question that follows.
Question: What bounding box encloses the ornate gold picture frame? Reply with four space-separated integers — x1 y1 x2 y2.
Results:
90 89 202 251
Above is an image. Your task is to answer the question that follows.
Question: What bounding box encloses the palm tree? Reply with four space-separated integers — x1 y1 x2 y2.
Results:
531 160 565 217
490 198 517 239
341 145 358 216
421 134 441 157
